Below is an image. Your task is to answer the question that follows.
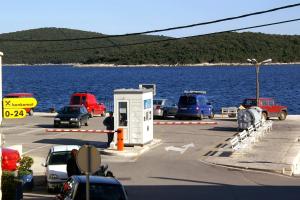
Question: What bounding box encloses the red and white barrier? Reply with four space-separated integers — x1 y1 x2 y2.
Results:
46 121 217 133
46 129 114 133
154 121 217 125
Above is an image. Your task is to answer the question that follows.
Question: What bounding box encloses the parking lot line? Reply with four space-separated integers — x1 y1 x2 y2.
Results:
23 144 52 155
17 128 44 136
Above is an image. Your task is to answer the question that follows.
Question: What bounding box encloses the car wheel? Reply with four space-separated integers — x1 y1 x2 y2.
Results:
176 115 182 120
278 111 287 120
208 112 214 119
77 121 81 128
199 113 204 120
54 123 60 128
262 112 268 121
101 111 106 117
85 120 88 126
162 111 168 119
29 109 34 116
47 185 53 193
90 111 94 118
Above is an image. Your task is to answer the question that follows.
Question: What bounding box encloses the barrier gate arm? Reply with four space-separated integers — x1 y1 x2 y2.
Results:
45 128 124 151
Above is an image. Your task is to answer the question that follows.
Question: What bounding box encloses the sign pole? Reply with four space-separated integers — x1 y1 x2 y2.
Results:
76 144 101 200
0 51 3 200
0 51 3 199
86 145 91 200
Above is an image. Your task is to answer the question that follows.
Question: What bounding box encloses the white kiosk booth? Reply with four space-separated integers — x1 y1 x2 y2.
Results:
114 89 153 146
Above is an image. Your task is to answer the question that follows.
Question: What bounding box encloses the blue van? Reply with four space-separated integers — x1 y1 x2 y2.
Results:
176 91 214 120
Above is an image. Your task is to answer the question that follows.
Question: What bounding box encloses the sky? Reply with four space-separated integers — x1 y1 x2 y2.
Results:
0 0 299 37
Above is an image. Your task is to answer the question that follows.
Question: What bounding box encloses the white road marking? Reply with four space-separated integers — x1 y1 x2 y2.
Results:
17 128 44 136
22 144 52 155
23 193 54 198
165 143 195 154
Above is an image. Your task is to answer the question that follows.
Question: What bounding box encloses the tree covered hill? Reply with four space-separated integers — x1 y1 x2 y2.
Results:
0 27 299 64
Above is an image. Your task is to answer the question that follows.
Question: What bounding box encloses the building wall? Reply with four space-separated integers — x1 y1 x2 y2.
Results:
114 90 153 145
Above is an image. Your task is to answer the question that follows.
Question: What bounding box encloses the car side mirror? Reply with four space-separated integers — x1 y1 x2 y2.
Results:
41 162 47 167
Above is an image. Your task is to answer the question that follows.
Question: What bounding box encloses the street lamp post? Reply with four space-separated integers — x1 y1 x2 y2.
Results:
246 58 272 106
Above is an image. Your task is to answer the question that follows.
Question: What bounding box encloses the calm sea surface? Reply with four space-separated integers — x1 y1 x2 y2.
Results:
3 65 300 114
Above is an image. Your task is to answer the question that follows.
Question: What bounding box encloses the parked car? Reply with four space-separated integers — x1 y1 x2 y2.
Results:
153 99 178 119
70 92 106 117
2 147 21 171
42 145 80 192
242 98 288 120
54 105 89 128
176 91 214 120
4 93 35 115
55 175 128 200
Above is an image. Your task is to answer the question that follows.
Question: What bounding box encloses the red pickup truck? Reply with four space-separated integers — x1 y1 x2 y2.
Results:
242 98 288 120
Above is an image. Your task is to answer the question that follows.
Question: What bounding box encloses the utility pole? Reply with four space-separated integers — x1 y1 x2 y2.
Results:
247 58 272 106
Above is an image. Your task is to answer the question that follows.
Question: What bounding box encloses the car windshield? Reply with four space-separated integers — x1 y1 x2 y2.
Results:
153 100 163 105
178 96 196 105
48 151 71 165
71 96 81 105
243 99 256 106
75 183 126 200
61 107 80 114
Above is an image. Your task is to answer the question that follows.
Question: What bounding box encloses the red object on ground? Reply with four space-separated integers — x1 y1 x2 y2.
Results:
2 148 21 171
4 93 35 114
117 128 124 151
70 92 106 116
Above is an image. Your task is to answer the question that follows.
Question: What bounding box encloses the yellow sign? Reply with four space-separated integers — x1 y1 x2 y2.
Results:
3 97 38 109
3 109 27 119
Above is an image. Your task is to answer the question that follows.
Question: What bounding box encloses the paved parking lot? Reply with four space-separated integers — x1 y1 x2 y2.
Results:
2 114 300 200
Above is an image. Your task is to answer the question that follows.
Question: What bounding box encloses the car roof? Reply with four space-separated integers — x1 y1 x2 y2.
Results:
180 94 206 97
63 105 84 108
244 98 273 100
5 93 33 97
72 175 121 185
72 92 94 96
51 145 80 152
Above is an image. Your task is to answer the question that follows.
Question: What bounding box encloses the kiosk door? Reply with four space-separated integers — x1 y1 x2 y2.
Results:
117 101 129 143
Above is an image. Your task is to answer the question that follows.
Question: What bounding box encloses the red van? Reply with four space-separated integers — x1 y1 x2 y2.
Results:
70 92 106 117
2 148 21 171
4 93 35 116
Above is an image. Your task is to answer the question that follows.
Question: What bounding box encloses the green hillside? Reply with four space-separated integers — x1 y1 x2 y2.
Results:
0 27 299 64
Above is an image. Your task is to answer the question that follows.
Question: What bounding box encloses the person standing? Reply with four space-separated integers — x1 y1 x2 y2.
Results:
103 112 114 148
66 149 81 177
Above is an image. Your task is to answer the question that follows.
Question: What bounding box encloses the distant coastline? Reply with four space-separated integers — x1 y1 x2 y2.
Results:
3 62 300 67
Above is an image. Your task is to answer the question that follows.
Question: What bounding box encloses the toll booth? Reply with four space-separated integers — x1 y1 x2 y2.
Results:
114 89 153 146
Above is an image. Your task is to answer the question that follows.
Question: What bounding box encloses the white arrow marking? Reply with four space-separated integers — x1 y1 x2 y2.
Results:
165 143 195 154
182 143 195 149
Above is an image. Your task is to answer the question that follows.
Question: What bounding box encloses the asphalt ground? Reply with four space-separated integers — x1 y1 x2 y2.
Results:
2 114 300 200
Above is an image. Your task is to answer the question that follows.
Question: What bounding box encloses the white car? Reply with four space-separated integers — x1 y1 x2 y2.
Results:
42 145 80 192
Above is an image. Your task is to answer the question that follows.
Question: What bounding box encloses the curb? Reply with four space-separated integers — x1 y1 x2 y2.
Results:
100 139 162 157
292 152 300 175
199 158 295 177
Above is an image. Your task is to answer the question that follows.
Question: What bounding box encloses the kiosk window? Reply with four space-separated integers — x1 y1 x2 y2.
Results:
119 102 128 126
